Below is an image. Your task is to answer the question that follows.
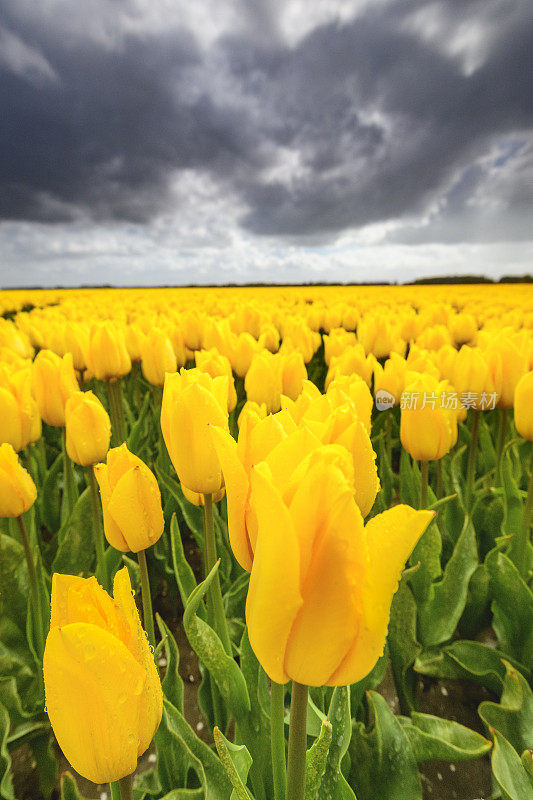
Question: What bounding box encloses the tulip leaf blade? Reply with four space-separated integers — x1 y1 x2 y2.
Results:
0 703 15 800
415 640 530 695
489 729 533 800
59 772 89 800
52 489 95 576
183 563 251 722
156 467 204 549
169 514 203 617
40 452 63 534
213 726 254 800
238 629 272 798
388 575 420 714
485 549 533 666
418 515 478 648
305 720 332 800
156 614 185 714
156 697 231 800
502 455 533 578
316 686 355 800
479 661 533 758
399 712 491 762
349 691 422 800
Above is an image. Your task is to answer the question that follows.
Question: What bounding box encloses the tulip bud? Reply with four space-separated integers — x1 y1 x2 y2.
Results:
140 328 177 387
400 374 457 461
245 351 283 413
280 351 307 401
65 391 111 466
0 368 41 451
195 349 237 411
232 333 259 378
0 443 37 517
94 443 164 552
514 371 533 441
161 369 229 495
453 345 496 410
87 322 131 381
44 568 162 784
32 350 79 427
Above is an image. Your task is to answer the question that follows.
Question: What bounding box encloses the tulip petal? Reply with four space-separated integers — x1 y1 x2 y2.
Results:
44 622 144 784
246 465 303 684
94 463 129 551
284 462 366 685
264 425 321 498
337 421 380 518
210 425 253 571
50 573 129 643
113 568 163 756
107 466 164 552
329 505 433 686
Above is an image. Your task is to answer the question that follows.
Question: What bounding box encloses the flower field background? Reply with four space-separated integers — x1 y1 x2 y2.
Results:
0 283 532 800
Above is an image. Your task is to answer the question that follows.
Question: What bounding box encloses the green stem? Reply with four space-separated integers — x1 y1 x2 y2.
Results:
465 409 480 510
87 464 109 590
515 446 533 580
496 408 508 486
62 428 77 519
286 682 308 800
107 378 127 445
436 459 443 500
16 515 44 658
137 548 156 650
420 460 429 509
203 493 232 655
271 681 287 800
385 410 392 466
109 781 121 800
116 774 134 800
133 361 142 409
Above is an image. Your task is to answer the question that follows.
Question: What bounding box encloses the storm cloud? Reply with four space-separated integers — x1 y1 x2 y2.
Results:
0 0 532 284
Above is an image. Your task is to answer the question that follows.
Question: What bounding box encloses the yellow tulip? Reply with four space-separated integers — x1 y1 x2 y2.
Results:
485 334 528 409
246 446 433 685
0 442 37 517
65 391 111 466
161 368 229 494
140 328 177 387
400 374 457 461
373 353 407 406
43 568 162 784
232 333 259 378
195 349 237 411
245 351 283 412
453 345 496 410
32 350 79 427
514 371 533 441
182 484 225 506
124 323 146 362
87 322 131 381
280 351 307 401
94 443 164 552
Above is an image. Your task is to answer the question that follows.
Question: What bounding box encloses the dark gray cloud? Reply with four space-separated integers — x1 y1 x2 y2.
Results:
0 0 532 246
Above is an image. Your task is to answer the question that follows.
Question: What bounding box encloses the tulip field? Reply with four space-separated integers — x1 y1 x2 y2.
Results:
1 283 533 800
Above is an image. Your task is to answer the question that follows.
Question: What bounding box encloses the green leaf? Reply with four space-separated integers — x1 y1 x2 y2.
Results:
502 455 533 578
399 450 419 509
238 630 272 800
486 549 533 667
60 772 89 800
317 686 355 800
479 661 533 757
418 515 478 647
0 704 15 800
0 533 29 629
156 697 231 800
415 640 530 695
388 577 420 714
213 727 253 800
29 732 58 799
183 563 250 723
169 515 202 614
408 517 442 605
349 691 422 800
156 468 204 548
306 721 332 800
156 615 185 713
400 712 491 762
127 393 152 455
40 453 62 534
52 489 95 575
490 729 533 800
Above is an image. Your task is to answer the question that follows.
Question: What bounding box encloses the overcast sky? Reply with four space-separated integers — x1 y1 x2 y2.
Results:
1 0 532 287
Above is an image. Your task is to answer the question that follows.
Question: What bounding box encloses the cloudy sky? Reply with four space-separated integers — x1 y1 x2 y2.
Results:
1 0 532 287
